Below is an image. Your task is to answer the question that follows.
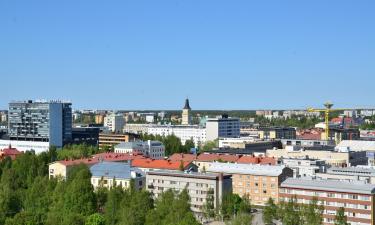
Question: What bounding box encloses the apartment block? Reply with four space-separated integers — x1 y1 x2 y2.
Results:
146 170 232 214
280 178 375 225
206 163 293 205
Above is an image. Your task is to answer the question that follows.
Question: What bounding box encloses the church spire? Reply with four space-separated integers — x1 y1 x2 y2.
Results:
183 98 191 110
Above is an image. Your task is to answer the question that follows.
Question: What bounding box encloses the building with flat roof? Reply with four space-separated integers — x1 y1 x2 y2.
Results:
206 115 240 141
146 125 206 146
337 140 375 166
267 146 367 167
8 100 72 148
98 133 139 150
104 113 125 133
90 162 144 190
280 157 326 178
258 127 296 140
206 163 293 205
146 170 232 215
280 178 375 225
316 166 375 184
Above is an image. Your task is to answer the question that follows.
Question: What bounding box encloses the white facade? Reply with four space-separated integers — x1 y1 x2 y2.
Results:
280 158 326 178
147 125 206 146
206 116 240 141
104 113 125 133
0 140 49 154
114 140 165 159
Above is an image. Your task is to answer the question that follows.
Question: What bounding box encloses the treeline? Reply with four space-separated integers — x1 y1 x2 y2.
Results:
255 115 323 129
56 144 106 160
0 150 201 225
263 197 349 225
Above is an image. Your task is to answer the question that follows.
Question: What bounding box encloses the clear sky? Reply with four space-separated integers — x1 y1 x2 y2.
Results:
1 0 374 110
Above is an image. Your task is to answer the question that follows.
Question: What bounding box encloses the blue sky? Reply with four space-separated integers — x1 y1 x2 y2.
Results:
1 0 374 110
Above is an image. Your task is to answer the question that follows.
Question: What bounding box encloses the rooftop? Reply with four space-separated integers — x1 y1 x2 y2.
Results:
281 178 375 194
54 152 145 166
236 155 276 165
207 162 286 176
337 140 375 151
196 153 240 162
147 169 230 180
131 158 193 170
90 161 143 179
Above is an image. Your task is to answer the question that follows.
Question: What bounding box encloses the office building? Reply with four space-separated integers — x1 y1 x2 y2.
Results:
337 140 375 166
7 100 72 148
114 140 165 159
258 127 296 140
206 163 293 205
181 98 192 125
104 113 125 133
280 178 375 225
90 162 144 190
206 115 240 141
98 133 139 150
146 170 232 214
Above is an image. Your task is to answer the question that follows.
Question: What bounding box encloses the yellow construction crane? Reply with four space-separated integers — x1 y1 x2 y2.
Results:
307 102 348 140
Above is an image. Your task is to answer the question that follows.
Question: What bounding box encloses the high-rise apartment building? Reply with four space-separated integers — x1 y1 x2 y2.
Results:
205 115 240 141
104 113 125 133
8 100 72 147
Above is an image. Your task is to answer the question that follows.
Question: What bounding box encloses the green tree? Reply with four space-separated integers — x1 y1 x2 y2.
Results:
226 213 252 225
335 207 349 225
85 213 105 225
105 186 124 225
203 188 216 219
303 197 324 225
278 197 302 225
263 198 277 224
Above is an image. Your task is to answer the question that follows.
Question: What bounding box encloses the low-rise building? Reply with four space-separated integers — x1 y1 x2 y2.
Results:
146 170 232 214
0 145 22 160
267 146 367 167
115 140 165 159
280 157 326 178
48 152 144 179
280 178 375 225
206 163 293 205
337 140 375 166
147 125 206 146
90 161 144 190
194 153 240 172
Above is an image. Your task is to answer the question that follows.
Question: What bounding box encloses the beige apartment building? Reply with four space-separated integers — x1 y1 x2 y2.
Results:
266 146 367 167
206 162 293 205
146 170 232 215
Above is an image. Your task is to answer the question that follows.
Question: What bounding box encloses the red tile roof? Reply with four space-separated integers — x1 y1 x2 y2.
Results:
0 146 23 160
131 158 193 170
236 155 276 165
196 153 240 163
57 152 145 166
168 153 197 162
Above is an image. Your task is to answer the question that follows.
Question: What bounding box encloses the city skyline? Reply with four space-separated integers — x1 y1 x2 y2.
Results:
1 1 375 109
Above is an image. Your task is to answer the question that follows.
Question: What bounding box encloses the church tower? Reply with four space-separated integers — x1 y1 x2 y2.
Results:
181 98 192 125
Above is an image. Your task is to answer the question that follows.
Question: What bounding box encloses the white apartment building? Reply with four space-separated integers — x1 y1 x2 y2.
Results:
146 170 232 215
206 115 240 141
104 113 125 133
280 158 326 178
147 125 206 146
114 140 165 159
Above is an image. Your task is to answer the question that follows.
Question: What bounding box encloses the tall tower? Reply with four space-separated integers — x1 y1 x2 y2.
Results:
181 98 192 125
